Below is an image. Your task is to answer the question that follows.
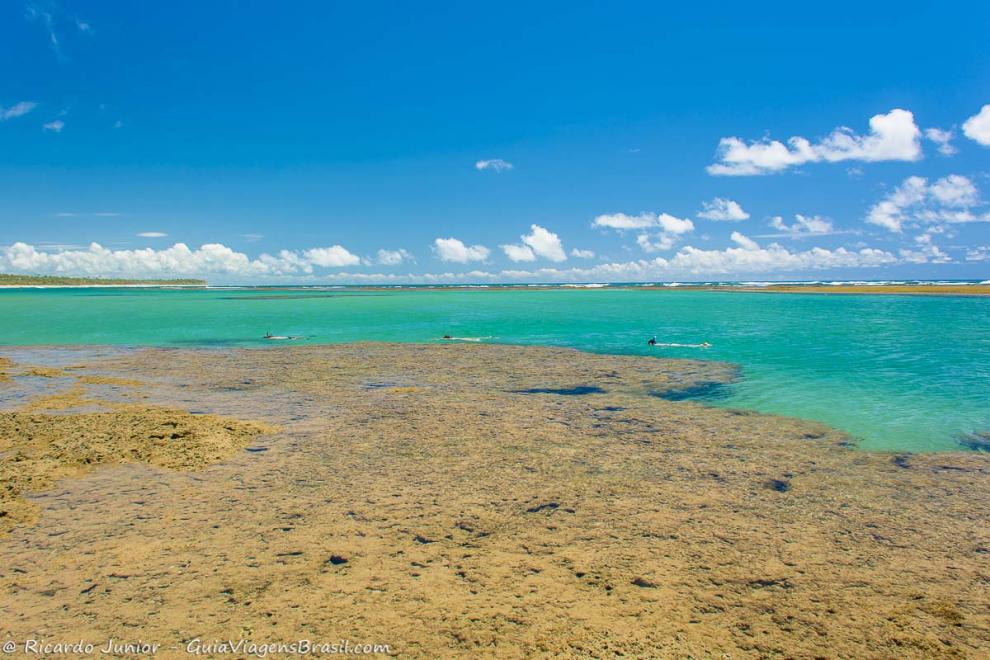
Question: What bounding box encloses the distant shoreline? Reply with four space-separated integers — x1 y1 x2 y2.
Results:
0 274 206 287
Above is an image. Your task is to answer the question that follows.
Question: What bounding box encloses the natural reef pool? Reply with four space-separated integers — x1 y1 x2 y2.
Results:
2 286 989 452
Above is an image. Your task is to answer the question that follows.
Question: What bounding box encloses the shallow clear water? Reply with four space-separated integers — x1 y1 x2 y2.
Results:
2 287 988 452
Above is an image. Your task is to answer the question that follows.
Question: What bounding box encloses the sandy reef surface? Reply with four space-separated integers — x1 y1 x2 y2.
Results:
0 343 988 658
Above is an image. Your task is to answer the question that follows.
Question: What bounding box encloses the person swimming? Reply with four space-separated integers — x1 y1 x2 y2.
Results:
651 340 712 348
440 334 490 342
264 332 303 340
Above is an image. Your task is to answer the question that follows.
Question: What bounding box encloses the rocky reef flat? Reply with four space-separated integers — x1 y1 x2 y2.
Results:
0 344 987 657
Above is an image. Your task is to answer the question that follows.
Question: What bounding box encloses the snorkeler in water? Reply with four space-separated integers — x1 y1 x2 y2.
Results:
649 337 711 348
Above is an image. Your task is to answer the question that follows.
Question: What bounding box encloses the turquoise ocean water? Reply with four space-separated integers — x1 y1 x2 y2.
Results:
2 286 988 452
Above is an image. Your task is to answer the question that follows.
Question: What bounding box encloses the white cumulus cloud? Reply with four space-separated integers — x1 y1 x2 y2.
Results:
377 248 413 266
697 197 750 221
962 105 990 146
43 119 65 133
433 237 490 263
636 233 677 253
475 159 513 172
761 214 836 238
595 211 694 254
501 244 536 262
708 109 922 176
302 245 362 267
594 212 694 234
592 212 656 230
900 232 952 264
867 174 987 232
570 248 595 259
502 224 566 262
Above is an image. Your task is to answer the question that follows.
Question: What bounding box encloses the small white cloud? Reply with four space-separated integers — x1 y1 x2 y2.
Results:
596 211 694 254
899 232 952 264
303 245 361 267
593 212 656 230
593 212 693 234
867 174 987 233
708 108 922 176
962 105 990 146
241 233 264 242
930 174 979 207
924 127 957 156
520 224 566 262
501 243 536 262
475 159 513 172
570 248 595 259
433 237 490 263
656 213 694 235
377 248 413 265
501 225 569 263
1 101 38 120
43 119 65 133
762 214 835 238
730 232 761 251
636 233 677 253
137 232 167 238
697 197 750 221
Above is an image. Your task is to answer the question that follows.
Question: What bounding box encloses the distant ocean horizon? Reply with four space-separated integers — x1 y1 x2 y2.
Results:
2 284 989 454
4 278 990 289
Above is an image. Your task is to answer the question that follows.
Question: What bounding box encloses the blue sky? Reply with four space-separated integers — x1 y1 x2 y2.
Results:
2 1 990 283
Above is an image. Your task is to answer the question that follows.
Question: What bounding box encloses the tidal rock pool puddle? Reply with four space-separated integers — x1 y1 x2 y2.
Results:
512 386 606 396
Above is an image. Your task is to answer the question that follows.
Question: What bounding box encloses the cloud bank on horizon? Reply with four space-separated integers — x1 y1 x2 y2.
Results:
0 219 940 283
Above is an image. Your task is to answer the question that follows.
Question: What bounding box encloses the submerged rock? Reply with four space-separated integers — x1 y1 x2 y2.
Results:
959 431 990 452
